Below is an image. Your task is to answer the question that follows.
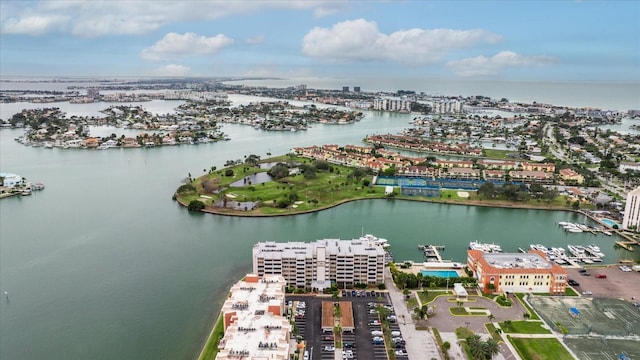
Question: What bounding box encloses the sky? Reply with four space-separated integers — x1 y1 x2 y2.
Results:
0 0 639 82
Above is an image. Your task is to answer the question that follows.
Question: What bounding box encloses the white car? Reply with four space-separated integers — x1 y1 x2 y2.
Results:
582 291 593 296
323 345 335 351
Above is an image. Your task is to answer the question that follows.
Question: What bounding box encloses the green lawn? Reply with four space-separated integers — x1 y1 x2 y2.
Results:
417 290 447 304
508 337 574 360
485 323 503 343
176 156 388 215
450 307 487 316
483 148 520 160
500 321 551 334
198 315 225 360
564 287 579 296
515 293 540 320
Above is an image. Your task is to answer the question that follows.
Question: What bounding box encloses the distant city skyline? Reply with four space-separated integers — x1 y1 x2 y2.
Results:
0 1 638 82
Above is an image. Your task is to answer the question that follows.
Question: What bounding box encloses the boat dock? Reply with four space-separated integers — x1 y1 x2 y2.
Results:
418 244 444 262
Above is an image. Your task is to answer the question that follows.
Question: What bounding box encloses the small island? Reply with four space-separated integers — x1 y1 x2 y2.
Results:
174 149 583 217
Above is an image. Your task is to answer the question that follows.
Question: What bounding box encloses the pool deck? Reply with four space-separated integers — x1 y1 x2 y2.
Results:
397 263 463 277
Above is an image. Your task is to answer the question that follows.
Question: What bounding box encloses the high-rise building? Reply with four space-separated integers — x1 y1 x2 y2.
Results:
372 97 411 112
342 86 350 93
622 187 640 230
354 86 361 93
252 236 386 290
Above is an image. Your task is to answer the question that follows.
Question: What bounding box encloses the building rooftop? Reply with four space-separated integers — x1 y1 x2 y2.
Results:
254 237 385 259
217 274 291 360
482 253 552 270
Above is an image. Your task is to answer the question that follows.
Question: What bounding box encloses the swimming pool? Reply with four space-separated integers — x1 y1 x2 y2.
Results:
420 270 459 278
601 218 621 228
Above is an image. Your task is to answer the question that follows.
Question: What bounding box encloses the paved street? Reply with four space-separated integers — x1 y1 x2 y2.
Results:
384 268 442 360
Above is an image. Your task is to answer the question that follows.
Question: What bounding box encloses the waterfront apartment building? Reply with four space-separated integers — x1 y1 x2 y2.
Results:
252 237 386 290
622 187 640 230
216 273 292 360
467 250 568 295
432 99 463 114
373 97 411 112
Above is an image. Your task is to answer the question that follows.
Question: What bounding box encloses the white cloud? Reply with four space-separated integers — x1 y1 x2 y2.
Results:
2 15 69 35
245 35 266 45
149 64 191 77
141 32 234 61
302 19 503 64
1 1 345 37
446 51 556 77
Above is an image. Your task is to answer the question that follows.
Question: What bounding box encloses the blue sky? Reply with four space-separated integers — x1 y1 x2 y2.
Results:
1 0 638 81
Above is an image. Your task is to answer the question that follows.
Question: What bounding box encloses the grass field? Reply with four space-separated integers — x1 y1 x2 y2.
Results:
509 337 574 360
500 320 551 334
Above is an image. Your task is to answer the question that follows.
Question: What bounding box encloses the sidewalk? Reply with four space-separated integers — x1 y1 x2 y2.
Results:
385 268 442 360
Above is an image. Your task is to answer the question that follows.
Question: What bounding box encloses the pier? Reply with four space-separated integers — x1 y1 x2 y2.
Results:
418 244 444 262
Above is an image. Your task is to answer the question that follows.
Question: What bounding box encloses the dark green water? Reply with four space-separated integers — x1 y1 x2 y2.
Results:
0 110 636 360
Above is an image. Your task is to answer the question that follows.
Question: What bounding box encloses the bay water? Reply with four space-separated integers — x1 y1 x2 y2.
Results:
0 94 638 360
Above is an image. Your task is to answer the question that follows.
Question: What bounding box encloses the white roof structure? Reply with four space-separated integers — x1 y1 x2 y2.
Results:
482 253 552 270
216 274 292 360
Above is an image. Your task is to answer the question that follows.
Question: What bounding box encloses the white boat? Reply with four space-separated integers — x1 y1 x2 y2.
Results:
558 221 570 226
567 245 586 257
586 245 605 258
603 231 612 236
469 241 502 253
567 227 583 233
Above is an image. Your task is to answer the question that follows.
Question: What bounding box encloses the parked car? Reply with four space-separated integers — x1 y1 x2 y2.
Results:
323 345 335 351
322 336 334 341
596 274 607 278
582 291 593 296
568 279 580 286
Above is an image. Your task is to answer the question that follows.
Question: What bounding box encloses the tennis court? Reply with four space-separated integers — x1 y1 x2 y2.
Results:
527 296 640 359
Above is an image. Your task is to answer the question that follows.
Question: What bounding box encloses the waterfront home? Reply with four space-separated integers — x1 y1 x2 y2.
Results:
521 161 556 173
509 170 554 184
122 137 139 148
435 159 473 169
445 167 481 180
83 137 99 148
483 170 506 181
559 168 585 185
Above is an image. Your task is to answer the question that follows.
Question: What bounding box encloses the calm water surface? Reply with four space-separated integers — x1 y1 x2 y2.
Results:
0 98 638 360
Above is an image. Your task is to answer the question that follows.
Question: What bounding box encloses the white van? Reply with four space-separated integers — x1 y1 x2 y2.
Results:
303 350 309 360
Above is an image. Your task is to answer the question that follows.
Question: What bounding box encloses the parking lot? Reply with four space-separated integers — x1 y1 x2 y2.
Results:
565 265 640 300
287 290 409 360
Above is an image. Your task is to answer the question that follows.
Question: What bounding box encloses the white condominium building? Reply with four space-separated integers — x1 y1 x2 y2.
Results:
252 237 386 290
622 187 640 230
373 97 411 112
432 100 463 114
216 274 292 360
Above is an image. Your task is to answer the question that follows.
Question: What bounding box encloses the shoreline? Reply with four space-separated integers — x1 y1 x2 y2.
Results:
176 191 577 218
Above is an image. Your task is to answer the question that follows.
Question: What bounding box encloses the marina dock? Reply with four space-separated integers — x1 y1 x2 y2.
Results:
418 244 444 262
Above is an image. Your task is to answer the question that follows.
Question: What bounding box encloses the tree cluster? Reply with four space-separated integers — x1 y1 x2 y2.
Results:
465 334 500 360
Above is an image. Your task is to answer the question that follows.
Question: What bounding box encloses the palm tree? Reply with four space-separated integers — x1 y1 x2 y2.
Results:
488 314 495 321
482 338 500 359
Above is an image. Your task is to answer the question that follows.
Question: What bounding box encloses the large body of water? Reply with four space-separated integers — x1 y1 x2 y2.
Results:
0 91 638 360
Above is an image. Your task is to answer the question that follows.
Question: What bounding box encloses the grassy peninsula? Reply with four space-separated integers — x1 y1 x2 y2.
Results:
174 154 578 216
